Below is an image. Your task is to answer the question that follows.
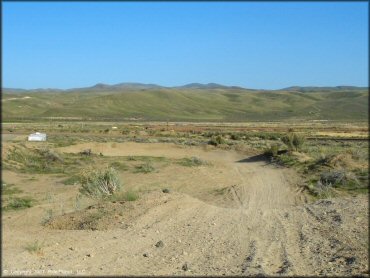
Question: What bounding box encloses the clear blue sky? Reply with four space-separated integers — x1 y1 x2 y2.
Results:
3 1 369 89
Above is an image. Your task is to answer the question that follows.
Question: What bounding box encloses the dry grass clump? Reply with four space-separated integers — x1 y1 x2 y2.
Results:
134 162 155 173
24 240 44 254
79 167 122 199
315 153 363 170
178 156 208 167
326 153 358 169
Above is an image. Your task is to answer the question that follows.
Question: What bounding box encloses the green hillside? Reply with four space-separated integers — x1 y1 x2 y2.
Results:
2 87 368 122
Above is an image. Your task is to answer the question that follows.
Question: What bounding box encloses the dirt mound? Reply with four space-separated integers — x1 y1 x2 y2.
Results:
47 191 176 231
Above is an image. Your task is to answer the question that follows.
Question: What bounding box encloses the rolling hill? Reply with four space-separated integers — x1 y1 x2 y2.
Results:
2 84 368 122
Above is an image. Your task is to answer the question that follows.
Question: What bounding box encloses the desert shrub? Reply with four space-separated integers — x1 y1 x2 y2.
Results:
7 146 65 173
266 133 280 140
282 133 305 151
320 170 360 189
178 156 207 167
306 180 335 199
264 144 280 157
24 240 43 254
4 197 35 211
208 135 226 146
134 162 155 173
275 153 298 166
254 132 280 140
51 136 77 147
109 161 129 171
108 189 139 202
305 170 363 198
124 191 139 201
313 153 336 167
41 209 54 225
62 175 80 185
292 133 305 151
36 148 63 162
79 167 122 199
281 133 294 150
312 152 360 170
347 147 368 161
230 133 241 140
203 131 220 138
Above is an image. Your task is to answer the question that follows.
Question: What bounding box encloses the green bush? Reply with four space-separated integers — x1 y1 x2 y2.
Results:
79 167 122 199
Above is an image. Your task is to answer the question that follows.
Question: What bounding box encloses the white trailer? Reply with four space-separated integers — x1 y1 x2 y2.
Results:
28 132 47 141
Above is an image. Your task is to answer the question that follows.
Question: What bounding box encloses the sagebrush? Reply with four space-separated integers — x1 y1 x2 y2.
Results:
282 133 305 151
79 167 122 199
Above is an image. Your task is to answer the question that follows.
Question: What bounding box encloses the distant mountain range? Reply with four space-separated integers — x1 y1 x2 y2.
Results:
2 82 368 122
2 82 248 93
3 82 368 93
279 86 368 92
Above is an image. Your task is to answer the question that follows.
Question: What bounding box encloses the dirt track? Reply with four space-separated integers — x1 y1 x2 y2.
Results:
2 143 368 276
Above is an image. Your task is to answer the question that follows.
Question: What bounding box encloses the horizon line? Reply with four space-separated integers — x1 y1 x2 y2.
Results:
3 82 369 91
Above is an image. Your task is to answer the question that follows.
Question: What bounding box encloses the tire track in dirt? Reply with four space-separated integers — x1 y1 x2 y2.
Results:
230 160 307 275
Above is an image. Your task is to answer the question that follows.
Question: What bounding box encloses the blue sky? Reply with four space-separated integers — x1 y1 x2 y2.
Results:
3 2 369 89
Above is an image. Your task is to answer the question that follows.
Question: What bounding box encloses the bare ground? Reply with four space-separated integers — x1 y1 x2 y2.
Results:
2 142 368 276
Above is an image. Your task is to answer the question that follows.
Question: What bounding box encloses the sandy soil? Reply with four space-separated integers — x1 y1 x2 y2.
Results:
2 142 368 276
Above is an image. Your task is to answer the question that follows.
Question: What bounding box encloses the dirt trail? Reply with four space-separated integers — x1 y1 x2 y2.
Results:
230 161 304 275
2 143 368 276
